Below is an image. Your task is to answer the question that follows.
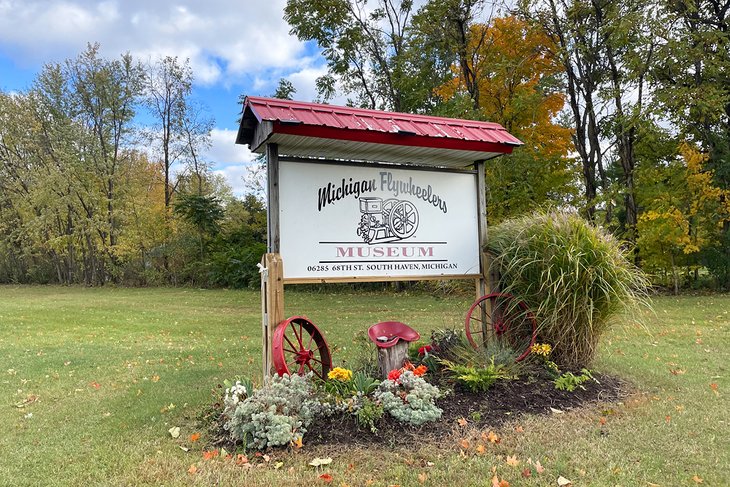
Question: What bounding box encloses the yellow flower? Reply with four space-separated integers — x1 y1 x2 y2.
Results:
327 367 353 382
531 343 552 357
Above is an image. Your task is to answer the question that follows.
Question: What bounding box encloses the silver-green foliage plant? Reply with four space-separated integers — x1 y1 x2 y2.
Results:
374 371 442 426
488 210 650 368
224 373 322 450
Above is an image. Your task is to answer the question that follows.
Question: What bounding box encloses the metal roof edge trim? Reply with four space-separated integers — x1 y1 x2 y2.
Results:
271 122 516 155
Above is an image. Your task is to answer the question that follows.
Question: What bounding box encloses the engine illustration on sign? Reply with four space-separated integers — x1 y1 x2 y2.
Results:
356 197 419 244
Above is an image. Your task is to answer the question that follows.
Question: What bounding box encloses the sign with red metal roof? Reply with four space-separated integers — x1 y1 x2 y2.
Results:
236 96 522 168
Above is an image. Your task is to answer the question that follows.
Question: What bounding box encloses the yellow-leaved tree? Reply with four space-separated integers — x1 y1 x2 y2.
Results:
637 142 730 292
436 16 578 223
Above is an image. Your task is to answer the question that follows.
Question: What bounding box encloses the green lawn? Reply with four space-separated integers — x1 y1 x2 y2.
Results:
1 286 728 486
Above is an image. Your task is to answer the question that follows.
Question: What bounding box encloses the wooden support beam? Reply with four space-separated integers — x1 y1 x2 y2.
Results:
261 253 285 382
475 160 491 343
475 160 488 298
266 143 280 253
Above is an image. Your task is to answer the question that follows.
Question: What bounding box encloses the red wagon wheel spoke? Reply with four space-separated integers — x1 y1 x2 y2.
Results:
306 362 324 380
273 316 333 378
283 334 298 351
465 293 537 362
290 324 302 347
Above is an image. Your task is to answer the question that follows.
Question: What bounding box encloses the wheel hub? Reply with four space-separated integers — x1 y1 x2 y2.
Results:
294 349 313 365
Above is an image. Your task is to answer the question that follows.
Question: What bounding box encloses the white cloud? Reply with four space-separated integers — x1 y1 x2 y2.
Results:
206 128 255 165
288 64 328 102
0 0 306 85
213 164 250 196
205 128 260 196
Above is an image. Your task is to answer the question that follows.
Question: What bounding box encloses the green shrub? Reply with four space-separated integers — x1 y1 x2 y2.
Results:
440 358 516 392
487 210 650 368
554 369 596 392
355 396 384 432
352 371 380 396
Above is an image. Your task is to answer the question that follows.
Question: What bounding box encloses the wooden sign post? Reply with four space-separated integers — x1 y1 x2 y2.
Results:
260 253 284 381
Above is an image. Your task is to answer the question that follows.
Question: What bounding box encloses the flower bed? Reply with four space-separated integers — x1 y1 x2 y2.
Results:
210 328 628 452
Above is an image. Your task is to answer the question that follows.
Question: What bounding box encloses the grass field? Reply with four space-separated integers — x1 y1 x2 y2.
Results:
0 286 728 486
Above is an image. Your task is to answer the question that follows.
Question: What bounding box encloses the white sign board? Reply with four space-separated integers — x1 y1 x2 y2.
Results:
278 160 480 281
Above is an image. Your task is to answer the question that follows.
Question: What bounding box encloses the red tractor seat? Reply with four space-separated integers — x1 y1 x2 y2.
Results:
368 321 421 349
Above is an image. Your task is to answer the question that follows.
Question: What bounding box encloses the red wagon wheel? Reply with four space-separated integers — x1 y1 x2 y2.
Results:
464 293 537 362
272 316 333 379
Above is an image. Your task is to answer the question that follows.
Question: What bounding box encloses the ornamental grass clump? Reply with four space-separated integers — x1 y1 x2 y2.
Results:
487 210 650 368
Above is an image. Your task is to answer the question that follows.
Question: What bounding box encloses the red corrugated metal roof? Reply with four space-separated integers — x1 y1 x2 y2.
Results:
236 96 522 167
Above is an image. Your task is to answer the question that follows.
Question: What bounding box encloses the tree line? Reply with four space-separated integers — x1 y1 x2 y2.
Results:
0 44 266 287
1 0 728 291
283 0 730 291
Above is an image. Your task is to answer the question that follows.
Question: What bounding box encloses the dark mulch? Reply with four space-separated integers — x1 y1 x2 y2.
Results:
305 370 629 448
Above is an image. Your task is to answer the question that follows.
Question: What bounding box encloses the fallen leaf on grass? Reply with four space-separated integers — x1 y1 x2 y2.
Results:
457 417 468 427
14 394 40 408
459 439 470 450
188 464 197 475
491 475 509 487
292 437 303 449
506 455 519 467
487 431 500 443
309 457 333 467
190 433 200 442
418 472 427 484
202 450 219 461
514 425 524 433
557 476 572 486
535 461 545 474
274 462 284 470
599 417 607 426
710 383 719 396
151 375 160 382
692 475 703 483
168 427 180 439
235 454 249 465
476 444 486 455
669 368 686 375
89 381 101 390
521 468 531 478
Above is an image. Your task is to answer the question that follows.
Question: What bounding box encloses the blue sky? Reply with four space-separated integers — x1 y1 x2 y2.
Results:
0 0 330 195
